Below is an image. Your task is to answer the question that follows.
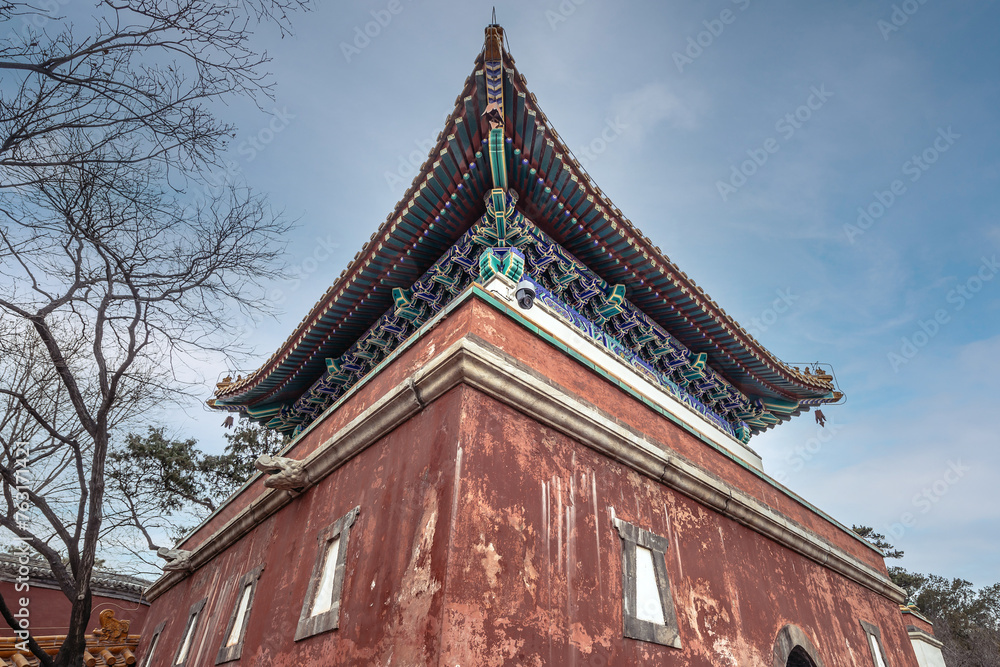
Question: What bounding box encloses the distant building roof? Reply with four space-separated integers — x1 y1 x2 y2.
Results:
0 554 150 605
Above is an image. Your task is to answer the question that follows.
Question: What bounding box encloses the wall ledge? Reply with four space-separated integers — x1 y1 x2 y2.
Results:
146 333 903 605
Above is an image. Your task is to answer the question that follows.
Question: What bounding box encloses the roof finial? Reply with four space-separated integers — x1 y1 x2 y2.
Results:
492 6 497 26
484 21 504 62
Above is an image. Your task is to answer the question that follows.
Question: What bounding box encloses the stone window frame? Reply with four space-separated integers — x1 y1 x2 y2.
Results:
141 620 167 667
860 620 891 667
294 506 360 642
172 597 207 667
612 516 682 648
215 564 265 664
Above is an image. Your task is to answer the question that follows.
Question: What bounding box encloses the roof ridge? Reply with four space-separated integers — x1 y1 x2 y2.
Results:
215 52 487 401
497 57 835 397
211 23 840 434
0 553 151 598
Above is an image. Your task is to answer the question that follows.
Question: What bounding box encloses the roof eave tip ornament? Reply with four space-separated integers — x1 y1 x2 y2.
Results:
485 20 504 63
483 21 505 131
482 9 512 254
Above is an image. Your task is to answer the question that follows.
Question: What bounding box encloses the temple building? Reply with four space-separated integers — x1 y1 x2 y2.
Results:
135 23 947 667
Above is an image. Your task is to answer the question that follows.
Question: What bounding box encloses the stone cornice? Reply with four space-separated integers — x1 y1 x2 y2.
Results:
906 626 944 649
146 334 903 604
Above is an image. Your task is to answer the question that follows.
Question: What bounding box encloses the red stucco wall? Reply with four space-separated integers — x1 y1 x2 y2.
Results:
138 293 918 666
461 297 887 574
139 386 465 666
904 610 936 636
185 297 886 575
179 295 484 550
440 384 915 666
0 581 148 638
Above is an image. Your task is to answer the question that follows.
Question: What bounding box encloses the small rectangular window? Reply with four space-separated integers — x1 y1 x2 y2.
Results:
861 620 891 667
295 506 360 641
173 598 207 667
634 545 667 625
869 634 888 667
141 620 167 667
612 515 681 648
216 564 265 664
310 536 342 617
175 615 197 664
226 585 252 646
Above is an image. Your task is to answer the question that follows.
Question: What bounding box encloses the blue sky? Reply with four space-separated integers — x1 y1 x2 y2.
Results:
166 0 1000 587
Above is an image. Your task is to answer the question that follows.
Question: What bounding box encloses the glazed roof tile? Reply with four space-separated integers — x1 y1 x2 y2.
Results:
212 31 837 416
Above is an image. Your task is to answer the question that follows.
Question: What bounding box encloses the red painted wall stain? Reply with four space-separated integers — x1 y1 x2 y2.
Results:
138 295 921 667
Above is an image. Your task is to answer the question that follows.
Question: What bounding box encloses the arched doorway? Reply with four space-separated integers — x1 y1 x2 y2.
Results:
786 645 817 667
772 625 825 667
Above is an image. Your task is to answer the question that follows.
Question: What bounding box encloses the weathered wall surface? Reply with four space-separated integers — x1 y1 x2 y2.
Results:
460 297 887 574
137 387 464 666
904 611 935 636
182 296 884 574
441 385 917 667
139 293 918 666
181 300 483 548
0 582 148 638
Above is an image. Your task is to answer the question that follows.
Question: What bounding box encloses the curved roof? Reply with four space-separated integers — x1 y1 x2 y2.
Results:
211 26 840 430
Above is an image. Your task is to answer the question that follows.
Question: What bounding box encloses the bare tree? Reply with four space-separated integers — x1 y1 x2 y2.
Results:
0 0 309 187
0 316 96 663
0 148 289 663
0 0 307 662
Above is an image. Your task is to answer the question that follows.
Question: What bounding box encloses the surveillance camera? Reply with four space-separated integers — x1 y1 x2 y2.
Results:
515 279 535 309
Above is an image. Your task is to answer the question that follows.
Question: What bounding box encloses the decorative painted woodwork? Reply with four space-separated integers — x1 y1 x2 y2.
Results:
209 21 841 445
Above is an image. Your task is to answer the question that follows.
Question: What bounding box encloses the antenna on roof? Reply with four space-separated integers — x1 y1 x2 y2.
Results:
492 6 497 25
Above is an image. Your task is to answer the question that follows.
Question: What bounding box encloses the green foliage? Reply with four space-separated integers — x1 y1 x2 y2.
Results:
896 569 1000 665
117 427 210 514
208 420 289 494
888 565 927 605
853 525 999 664
912 575 1000 633
116 422 287 514
851 525 905 559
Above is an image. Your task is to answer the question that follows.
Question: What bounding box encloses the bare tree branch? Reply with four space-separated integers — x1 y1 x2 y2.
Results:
0 1 304 663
